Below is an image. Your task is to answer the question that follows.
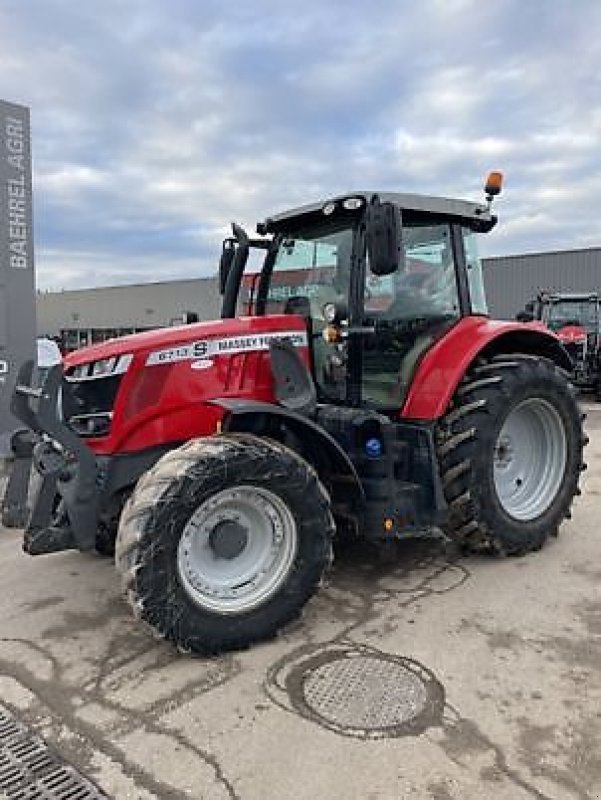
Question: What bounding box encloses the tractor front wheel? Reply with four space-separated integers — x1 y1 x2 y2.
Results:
437 355 586 555
115 434 334 653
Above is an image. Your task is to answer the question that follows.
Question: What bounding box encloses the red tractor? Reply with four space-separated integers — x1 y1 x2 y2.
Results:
518 291 601 397
2 174 586 653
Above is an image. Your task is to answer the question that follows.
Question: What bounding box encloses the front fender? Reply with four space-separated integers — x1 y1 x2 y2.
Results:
401 317 571 421
210 398 365 506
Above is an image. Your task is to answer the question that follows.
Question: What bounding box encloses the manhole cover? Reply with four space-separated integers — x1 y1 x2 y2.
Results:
0 705 107 799
304 655 428 729
277 645 445 739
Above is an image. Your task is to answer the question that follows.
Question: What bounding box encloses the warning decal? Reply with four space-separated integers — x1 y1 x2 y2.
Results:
146 330 308 366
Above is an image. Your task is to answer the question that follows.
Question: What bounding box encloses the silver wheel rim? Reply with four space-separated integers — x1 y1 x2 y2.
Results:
493 397 567 521
177 486 298 615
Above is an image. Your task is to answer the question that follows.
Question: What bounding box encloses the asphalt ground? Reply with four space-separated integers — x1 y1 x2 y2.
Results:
0 404 600 800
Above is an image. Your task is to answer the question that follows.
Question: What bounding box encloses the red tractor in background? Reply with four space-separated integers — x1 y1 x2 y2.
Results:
2 173 586 653
518 291 601 397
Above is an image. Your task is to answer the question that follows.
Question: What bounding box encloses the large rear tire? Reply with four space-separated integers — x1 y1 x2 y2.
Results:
115 434 334 654
436 355 586 555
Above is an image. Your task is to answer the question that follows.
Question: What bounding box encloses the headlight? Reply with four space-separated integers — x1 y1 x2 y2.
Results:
92 357 117 376
69 412 113 438
67 353 132 381
70 364 89 380
342 196 364 210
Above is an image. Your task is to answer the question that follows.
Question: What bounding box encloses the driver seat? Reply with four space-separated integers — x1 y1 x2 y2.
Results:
284 295 312 318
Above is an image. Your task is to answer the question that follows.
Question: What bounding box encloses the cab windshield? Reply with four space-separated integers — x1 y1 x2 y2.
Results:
364 222 459 322
261 222 354 319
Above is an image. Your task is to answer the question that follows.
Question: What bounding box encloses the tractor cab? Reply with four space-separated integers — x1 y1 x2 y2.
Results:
219 177 500 414
536 292 600 334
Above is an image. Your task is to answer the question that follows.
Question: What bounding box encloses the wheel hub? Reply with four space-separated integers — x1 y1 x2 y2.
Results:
208 520 248 560
176 485 298 615
494 434 514 468
493 397 567 521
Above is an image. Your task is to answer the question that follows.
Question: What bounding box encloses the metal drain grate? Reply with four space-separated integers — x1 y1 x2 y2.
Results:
282 645 445 739
0 706 107 800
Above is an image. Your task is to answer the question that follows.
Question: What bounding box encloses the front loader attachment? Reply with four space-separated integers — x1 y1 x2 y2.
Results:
1 361 99 554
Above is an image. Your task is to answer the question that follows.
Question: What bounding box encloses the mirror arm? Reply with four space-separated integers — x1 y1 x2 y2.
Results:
219 237 237 295
221 223 250 319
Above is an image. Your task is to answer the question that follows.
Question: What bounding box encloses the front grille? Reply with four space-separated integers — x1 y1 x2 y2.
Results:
67 374 122 415
63 374 122 438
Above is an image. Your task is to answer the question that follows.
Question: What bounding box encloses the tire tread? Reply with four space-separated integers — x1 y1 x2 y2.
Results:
436 353 585 555
115 434 334 654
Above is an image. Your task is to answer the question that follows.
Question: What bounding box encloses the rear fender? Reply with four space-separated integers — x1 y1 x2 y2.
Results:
401 317 572 421
210 399 365 509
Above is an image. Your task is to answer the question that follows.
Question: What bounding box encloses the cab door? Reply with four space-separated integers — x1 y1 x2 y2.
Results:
361 221 462 410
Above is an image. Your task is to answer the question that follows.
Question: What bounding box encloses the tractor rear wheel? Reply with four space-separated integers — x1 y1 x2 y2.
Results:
115 434 334 653
436 355 586 555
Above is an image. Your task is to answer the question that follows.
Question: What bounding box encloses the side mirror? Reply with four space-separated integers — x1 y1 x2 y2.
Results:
365 196 401 276
219 238 236 294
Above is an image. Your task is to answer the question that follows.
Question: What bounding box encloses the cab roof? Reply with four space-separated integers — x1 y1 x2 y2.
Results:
539 292 599 303
259 191 496 234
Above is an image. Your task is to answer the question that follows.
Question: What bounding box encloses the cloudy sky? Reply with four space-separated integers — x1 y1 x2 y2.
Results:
1 0 600 289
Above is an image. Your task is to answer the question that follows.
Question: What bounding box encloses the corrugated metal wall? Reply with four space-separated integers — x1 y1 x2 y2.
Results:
36 246 601 334
37 276 221 336
483 247 601 320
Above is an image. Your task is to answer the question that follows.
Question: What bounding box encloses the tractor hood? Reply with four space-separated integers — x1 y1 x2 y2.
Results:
62 314 310 455
557 325 587 344
64 315 307 369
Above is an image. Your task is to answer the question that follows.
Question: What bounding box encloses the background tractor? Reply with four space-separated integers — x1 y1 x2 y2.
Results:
2 173 586 653
517 291 601 397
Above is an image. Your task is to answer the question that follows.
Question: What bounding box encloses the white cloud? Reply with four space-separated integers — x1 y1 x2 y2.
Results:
0 0 600 288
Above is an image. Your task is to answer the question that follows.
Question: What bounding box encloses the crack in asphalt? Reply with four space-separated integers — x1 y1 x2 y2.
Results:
434 705 557 800
455 614 601 800
0 636 241 800
262 538 588 800
331 545 471 643
1 533 598 800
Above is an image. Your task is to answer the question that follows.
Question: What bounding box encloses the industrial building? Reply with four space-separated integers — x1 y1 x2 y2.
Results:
483 246 601 319
36 246 601 345
37 277 221 348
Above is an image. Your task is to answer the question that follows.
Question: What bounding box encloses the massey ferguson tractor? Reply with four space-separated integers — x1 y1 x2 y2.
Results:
1 173 586 653
518 291 601 397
